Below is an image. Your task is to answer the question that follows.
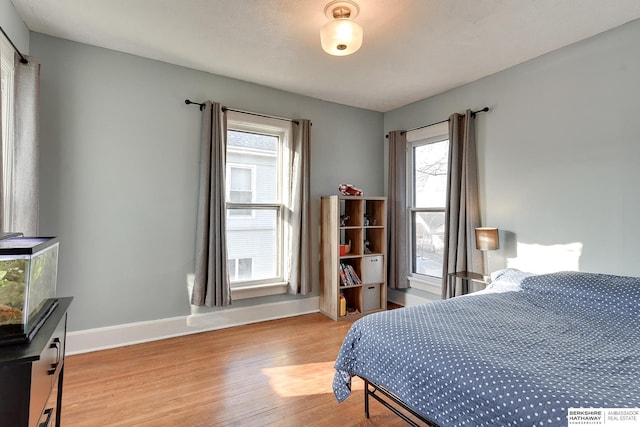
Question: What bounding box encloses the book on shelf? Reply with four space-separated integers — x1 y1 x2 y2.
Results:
339 263 362 286
339 264 349 286
348 265 362 284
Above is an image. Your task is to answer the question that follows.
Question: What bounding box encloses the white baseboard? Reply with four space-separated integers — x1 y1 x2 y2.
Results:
66 296 320 355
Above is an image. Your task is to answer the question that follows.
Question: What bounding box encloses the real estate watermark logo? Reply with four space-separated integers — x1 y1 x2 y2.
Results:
568 408 640 426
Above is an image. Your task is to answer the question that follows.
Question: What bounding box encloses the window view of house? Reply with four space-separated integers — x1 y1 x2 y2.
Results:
225 127 282 286
410 137 449 279
227 257 253 281
227 164 255 217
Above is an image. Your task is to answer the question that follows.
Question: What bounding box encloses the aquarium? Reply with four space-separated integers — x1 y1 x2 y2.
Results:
0 236 59 344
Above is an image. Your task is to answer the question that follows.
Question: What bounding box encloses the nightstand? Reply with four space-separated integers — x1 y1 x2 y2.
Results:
446 271 489 298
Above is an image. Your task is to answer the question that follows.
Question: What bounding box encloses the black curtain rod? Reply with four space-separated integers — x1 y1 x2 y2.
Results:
184 99 205 110
185 99 300 125
386 107 489 139
0 26 28 64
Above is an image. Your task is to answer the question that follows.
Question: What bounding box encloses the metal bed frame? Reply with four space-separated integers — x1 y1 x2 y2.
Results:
363 377 439 427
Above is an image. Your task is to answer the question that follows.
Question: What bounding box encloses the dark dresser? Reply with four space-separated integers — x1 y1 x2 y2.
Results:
0 297 72 427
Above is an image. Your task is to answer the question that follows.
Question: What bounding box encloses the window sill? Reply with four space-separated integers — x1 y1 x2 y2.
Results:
187 274 288 302
408 275 441 296
231 282 288 300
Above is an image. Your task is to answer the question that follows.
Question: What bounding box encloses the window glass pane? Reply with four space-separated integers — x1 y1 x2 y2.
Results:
229 190 252 203
412 211 445 278
237 258 252 281
227 259 237 281
413 140 448 208
1 46 14 229
227 130 278 203
228 166 253 216
226 208 277 282
228 209 252 217
230 167 252 191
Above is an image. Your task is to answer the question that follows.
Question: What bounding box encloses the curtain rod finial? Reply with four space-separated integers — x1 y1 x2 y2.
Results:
185 99 206 111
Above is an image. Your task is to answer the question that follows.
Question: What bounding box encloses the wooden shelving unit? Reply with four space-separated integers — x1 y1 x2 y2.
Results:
320 196 387 321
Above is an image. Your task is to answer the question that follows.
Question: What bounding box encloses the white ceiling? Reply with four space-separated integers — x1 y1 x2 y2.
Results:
10 0 640 112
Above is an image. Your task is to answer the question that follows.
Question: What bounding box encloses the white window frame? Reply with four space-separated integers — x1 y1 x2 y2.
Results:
406 122 449 294
1 35 15 231
225 111 290 297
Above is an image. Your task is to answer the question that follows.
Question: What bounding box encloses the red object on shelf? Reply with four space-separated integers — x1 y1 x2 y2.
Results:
338 183 363 196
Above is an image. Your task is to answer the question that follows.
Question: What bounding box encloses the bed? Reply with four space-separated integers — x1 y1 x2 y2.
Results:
333 269 640 426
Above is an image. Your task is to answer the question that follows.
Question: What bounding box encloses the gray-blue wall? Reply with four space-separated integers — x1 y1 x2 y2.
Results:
385 18 640 279
0 0 28 53
31 33 383 331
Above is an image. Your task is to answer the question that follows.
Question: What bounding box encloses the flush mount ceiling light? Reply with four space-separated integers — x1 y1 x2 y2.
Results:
320 0 363 56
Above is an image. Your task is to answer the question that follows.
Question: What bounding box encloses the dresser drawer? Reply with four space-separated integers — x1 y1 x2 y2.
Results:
38 375 61 427
29 313 67 427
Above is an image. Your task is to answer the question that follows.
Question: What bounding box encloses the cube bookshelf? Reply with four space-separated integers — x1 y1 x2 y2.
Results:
320 195 387 320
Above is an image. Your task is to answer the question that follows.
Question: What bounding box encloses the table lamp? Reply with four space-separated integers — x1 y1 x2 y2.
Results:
475 227 499 281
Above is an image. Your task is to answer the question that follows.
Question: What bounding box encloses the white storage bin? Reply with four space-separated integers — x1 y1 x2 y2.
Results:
363 284 381 311
361 255 383 283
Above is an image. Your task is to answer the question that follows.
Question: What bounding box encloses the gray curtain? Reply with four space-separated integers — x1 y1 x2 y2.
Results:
11 53 40 235
192 101 231 307
285 119 312 294
442 110 482 298
387 130 409 289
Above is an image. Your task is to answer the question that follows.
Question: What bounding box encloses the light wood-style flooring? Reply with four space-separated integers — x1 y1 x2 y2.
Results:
60 308 418 426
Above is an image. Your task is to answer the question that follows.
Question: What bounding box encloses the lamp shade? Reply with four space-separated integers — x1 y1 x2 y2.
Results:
475 227 499 251
320 18 363 56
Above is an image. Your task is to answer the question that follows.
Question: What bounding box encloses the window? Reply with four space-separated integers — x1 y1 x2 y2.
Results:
0 35 15 230
408 122 449 282
227 257 253 281
225 112 289 288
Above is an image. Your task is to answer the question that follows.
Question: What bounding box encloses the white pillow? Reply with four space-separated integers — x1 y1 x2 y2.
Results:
481 268 535 294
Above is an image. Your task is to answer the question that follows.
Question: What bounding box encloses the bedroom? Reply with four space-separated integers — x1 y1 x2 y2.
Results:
0 0 639 425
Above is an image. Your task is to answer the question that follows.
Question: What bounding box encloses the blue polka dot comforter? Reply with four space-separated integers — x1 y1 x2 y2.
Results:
333 271 640 426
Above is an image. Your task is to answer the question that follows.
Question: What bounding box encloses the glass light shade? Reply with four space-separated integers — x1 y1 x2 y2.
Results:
475 227 500 251
320 18 363 56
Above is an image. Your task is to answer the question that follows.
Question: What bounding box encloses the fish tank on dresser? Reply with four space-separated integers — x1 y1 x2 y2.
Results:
0 235 59 344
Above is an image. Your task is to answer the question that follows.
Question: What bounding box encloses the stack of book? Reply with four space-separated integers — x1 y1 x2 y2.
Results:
339 263 362 287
